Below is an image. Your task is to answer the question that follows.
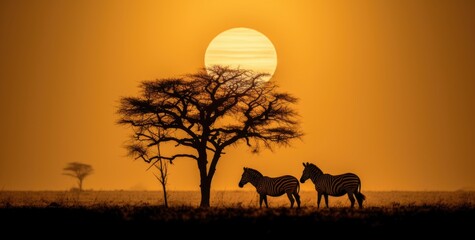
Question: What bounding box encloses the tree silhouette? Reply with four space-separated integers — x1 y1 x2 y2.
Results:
126 129 170 207
153 157 169 207
63 162 94 192
117 65 303 207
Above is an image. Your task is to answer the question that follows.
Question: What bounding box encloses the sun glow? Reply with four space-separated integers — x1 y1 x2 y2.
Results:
205 27 278 81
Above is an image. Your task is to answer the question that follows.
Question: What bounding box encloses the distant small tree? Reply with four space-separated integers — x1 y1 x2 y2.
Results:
63 162 94 192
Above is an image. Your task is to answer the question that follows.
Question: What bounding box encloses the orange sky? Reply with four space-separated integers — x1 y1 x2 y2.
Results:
1 0 474 191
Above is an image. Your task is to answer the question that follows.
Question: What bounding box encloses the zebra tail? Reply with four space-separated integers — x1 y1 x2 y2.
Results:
357 192 366 201
357 182 366 200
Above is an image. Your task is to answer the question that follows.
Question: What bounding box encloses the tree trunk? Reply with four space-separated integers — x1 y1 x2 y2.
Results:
161 181 168 208
197 142 211 207
79 179 83 192
197 147 222 208
200 178 211 208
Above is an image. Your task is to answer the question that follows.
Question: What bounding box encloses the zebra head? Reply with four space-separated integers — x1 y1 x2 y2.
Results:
300 162 311 183
239 167 262 188
300 162 322 183
239 167 251 188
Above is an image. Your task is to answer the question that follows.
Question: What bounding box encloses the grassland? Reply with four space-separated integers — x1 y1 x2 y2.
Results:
1 190 474 237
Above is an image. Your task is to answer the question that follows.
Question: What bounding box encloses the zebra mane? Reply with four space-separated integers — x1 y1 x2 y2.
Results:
306 163 324 175
244 167 264 178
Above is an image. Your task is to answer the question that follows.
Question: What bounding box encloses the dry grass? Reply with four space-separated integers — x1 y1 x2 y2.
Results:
1 190 474 207
1 190 473 237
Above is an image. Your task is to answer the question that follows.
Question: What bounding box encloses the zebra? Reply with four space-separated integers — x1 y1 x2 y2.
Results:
300 162 366 209
238 167 301 208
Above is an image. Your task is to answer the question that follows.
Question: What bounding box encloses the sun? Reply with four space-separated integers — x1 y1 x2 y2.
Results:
204 27 278 81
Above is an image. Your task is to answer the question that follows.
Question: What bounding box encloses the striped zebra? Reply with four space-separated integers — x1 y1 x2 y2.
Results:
238 167 301 208
300 162 366 209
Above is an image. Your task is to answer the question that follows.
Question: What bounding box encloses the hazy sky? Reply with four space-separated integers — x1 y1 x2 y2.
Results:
1 0 474 191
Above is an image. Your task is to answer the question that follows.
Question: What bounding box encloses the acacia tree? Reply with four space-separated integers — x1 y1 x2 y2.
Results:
63 162 94 192
117 65 303 207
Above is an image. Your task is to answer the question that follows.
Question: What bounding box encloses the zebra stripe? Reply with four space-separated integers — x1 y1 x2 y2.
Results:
300 162 366 208
239 167 301 208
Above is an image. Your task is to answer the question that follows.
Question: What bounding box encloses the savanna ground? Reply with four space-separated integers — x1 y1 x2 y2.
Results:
1 190 474 237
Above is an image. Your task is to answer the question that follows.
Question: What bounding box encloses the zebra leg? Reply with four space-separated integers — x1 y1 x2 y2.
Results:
259 194 265 208
347 192 355 208
263 195 269 208
317 192 322 208
324 194 329 208
294 192 301 208
286 192 295 208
